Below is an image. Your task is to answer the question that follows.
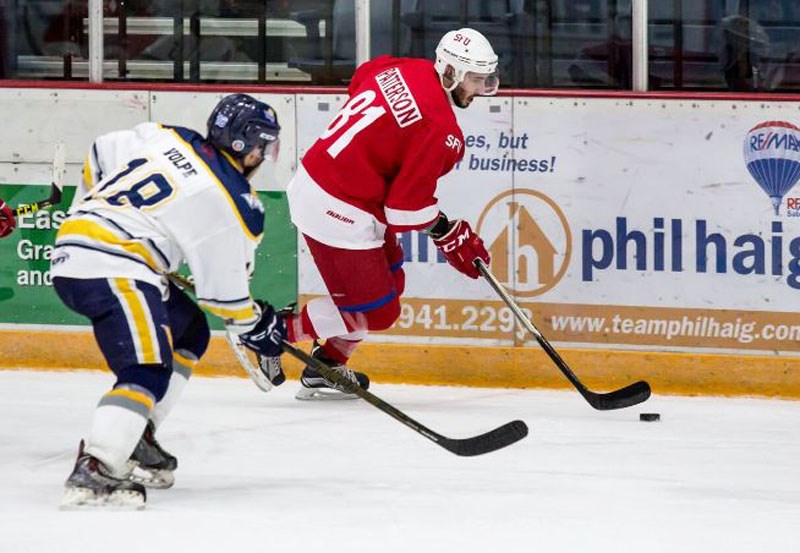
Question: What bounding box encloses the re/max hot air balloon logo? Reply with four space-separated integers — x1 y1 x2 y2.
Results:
743 121 800 216
476 189 571 297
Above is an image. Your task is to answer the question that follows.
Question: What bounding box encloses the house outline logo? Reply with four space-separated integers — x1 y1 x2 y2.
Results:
476 189 571 297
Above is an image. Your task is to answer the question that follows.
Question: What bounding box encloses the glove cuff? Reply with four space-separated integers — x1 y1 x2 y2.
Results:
423 212 452 239
230 300 263 336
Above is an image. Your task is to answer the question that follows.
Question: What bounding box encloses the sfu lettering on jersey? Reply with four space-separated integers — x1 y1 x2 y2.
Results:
375 67 423 128
445 134 463 152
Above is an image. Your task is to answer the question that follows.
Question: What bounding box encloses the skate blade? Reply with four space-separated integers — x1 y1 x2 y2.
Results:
294 387 360 401
128 466 175 489
60 487 146 510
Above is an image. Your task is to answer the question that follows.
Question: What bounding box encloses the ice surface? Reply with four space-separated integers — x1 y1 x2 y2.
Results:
0 370 798 553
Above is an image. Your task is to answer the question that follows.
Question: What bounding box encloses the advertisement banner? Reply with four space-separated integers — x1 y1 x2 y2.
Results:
0 185 83 325
0 185 296 329
297 96 800 355
2 89 798 357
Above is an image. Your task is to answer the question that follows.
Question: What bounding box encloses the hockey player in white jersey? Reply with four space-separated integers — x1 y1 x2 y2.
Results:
52 93 287 509
70 122 196 493
71 114 207 492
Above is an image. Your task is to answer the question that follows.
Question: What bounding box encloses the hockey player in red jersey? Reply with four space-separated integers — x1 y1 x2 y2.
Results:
285 28 497 399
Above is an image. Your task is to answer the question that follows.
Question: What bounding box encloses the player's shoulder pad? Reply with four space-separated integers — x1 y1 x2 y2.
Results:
166 125 264 240
93 122 157 151
132 122 163 141
400 60 458 125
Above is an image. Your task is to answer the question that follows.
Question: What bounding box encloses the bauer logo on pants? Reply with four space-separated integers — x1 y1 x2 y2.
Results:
476 189 571 297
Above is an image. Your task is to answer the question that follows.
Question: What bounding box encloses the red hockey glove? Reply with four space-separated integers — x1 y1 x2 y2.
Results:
432 219 490 279
0 200 16 239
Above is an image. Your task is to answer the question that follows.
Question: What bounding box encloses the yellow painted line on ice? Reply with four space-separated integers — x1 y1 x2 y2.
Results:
1 330 799 399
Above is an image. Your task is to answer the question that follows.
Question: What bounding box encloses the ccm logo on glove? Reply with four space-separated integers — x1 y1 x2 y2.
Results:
432 220 490 279
438 225 473 253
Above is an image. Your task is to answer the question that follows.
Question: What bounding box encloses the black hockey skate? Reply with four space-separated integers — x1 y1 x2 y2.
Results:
60 440 146 509
127 420 177 489
295 341 370 400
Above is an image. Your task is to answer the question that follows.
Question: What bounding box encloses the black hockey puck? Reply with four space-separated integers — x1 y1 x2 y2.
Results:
639 413 660 422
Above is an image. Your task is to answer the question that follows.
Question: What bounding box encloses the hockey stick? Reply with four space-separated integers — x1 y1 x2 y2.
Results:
476 259 651 410
225 331 275 392
12 142 66 216
280 340 529 457
167 273 273 392
168 273 528 456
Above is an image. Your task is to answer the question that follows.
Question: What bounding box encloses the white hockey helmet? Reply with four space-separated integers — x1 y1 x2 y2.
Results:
435 28 499 95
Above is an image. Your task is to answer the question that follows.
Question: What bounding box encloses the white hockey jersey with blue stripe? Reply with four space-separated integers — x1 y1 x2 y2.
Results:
51 123 264 334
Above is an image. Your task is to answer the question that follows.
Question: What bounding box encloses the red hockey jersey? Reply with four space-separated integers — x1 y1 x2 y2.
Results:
300 56 465 233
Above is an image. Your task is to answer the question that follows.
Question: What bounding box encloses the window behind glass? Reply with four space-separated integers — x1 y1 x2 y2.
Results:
3 0 799 91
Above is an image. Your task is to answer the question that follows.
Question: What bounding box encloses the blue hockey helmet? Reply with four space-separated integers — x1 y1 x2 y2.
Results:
207 93 281 162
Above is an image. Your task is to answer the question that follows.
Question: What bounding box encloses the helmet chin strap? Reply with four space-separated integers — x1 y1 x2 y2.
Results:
440 72 470 109
439 65 462 93
439 73 459 93
440 70 471 109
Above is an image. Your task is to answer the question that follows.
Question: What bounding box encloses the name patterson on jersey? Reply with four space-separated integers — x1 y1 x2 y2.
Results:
375 66 423 128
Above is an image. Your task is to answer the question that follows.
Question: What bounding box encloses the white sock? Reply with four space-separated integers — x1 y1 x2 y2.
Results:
150 350 194 429
85 385 154 476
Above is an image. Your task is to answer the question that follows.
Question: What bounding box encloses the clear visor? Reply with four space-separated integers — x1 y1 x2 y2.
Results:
463 70 500 96
259 137 280 162
244 121 281 162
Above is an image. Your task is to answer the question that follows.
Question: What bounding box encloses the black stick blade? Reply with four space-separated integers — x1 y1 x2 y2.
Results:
438 420 529 457
280 340 529 457
585 380 651 410
13 183 64 217
48 183 63 205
